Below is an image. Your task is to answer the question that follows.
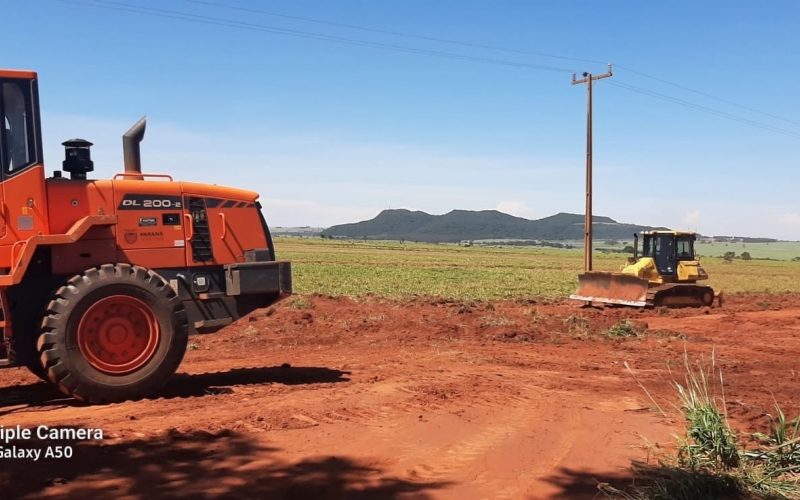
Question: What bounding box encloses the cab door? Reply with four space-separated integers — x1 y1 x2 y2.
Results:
0 76 48 265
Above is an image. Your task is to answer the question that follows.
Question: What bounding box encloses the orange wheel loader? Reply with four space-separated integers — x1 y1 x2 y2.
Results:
0 69 292 403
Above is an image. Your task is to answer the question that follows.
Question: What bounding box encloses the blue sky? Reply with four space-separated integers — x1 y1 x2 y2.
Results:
7 1 800 238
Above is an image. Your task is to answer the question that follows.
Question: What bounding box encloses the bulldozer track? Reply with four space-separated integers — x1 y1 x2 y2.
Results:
645 282 716 308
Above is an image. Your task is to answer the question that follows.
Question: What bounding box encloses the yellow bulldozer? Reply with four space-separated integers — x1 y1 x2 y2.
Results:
570 230 723 308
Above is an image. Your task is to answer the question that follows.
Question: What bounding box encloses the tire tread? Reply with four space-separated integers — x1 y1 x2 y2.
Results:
37 263 188 404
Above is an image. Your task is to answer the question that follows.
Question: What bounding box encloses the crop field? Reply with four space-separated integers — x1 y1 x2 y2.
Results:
696 240 800 261
276 237 800 299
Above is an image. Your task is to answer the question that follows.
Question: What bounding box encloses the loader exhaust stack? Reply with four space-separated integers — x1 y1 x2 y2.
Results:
122 116 146 177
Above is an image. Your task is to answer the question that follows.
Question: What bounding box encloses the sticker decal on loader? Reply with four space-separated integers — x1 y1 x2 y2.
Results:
139 231 164 239
124 231 137 244
118 194 183 210
139 217 158 226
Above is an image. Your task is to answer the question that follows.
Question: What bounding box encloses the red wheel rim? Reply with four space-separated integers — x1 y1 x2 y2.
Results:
77 295 160 374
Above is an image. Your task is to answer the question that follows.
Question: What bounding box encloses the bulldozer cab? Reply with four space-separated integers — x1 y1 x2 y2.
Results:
640 232 696 277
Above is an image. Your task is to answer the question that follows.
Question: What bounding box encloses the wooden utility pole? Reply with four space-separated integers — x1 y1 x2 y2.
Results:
572 63 612 272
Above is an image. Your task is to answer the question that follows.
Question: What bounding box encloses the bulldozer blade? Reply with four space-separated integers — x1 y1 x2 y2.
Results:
569 272 649 307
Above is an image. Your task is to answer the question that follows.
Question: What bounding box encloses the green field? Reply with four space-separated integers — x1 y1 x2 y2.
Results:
548 240 800 262
696 241 800 261
274 237 800 300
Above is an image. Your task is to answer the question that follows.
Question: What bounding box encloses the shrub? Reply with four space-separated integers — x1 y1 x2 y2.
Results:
604 320 645 338
605 350 800 499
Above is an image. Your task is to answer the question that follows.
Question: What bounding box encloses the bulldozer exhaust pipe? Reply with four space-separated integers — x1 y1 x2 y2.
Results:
123 116 146 177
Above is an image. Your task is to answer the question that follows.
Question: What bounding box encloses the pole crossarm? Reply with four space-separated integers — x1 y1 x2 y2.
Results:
571 63 613 86
572 63 612 272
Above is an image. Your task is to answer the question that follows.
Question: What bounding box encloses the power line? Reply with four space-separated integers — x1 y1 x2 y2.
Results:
52 0 800 140
185 0 799 129
58 0 575 74
182 0 608 66
606 80 800 140
614 65 800 127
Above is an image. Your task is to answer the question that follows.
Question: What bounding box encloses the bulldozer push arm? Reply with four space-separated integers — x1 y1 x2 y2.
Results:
0 69 291 403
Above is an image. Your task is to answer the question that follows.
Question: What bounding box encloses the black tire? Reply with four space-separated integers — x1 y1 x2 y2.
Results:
37 264 188 404
6 296 51 383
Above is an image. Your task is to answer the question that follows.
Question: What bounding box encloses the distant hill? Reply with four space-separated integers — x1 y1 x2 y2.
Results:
321 209 670 243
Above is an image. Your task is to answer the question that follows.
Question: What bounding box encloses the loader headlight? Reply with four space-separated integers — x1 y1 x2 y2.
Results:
192 273 211 293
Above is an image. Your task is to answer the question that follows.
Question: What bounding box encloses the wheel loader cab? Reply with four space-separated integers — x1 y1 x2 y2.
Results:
0 71 48 257
1 78 40 174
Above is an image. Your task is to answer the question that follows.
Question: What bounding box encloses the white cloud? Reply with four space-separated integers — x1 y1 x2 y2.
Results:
496 201 536 219
258 199 381 228
682 211 701 226
779 213 800 225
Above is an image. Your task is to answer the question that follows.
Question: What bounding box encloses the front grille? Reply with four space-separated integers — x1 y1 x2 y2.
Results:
187 197 213 263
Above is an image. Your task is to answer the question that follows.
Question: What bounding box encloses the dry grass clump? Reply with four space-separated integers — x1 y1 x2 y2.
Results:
605 350 800 499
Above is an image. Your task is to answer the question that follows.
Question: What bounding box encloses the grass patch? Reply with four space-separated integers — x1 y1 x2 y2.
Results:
607 350 800 499
563 313 590 337
286 297 314 310
605 320 645 339
480 316 515 327
523 306 547 324
362 315 387 324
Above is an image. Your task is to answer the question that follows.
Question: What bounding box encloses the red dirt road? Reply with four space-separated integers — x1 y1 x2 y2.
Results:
2 293 800 499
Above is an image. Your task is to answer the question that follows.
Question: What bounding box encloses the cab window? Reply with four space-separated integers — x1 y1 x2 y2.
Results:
1 80 37 175
641 235 660 257
643 234 676 275
676 236 694 260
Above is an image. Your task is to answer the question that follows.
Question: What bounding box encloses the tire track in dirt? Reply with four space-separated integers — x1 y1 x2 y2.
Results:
464 399 583 500
353 372 584 500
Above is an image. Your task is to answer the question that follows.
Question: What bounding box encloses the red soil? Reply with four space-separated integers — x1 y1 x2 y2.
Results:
1 292 799 499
